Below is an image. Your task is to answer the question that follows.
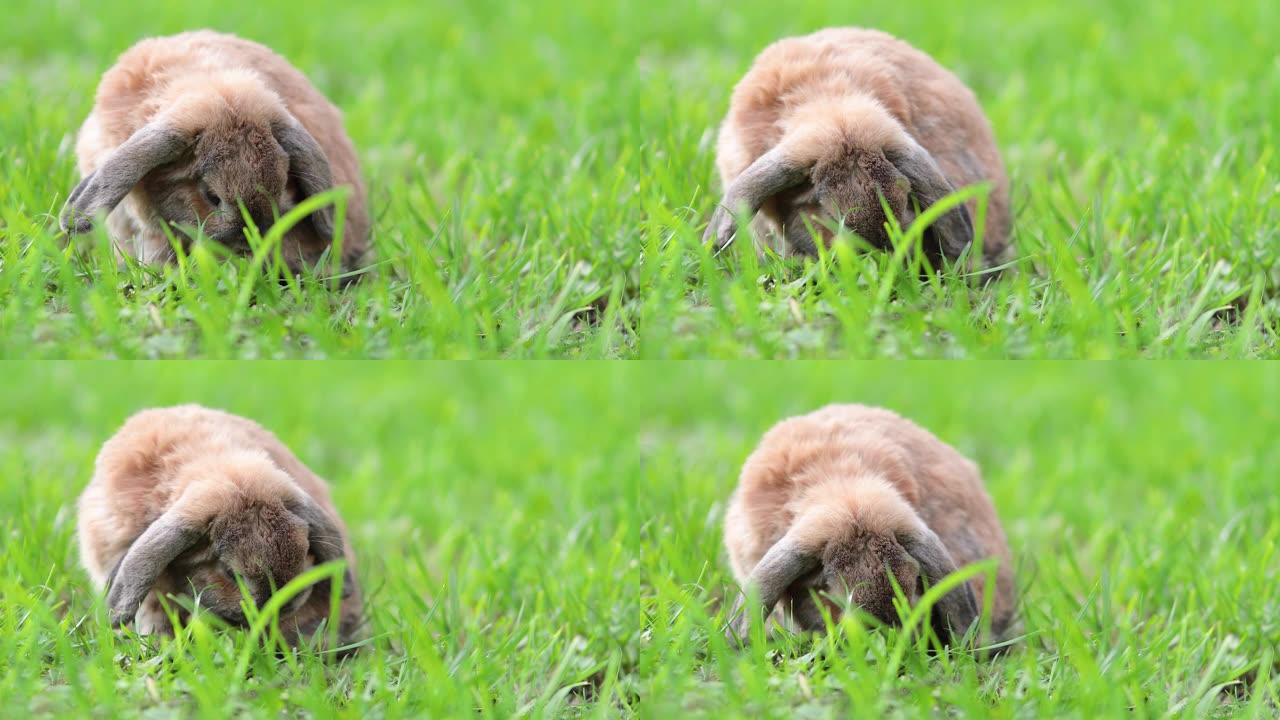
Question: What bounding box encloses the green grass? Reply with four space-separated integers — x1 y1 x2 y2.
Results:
1 0 1277 358
3 361 1278 716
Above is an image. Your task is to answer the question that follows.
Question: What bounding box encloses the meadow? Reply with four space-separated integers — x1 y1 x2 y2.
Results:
1 0 1277 359
2 361 1277 717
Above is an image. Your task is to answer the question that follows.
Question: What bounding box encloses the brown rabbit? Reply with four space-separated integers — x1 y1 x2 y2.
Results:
723 404 1015 643
60 30 369 272
705 28 1010 266
77 404 362 648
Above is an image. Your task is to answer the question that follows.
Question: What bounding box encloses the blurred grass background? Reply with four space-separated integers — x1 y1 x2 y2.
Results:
2 361 1277 715
0 0 1276 357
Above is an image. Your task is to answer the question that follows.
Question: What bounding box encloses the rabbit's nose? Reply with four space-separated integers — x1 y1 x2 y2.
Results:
211 223 248 246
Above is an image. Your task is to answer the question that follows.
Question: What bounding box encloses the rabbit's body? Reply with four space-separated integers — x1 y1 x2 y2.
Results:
78 405 362 647
63 31 368 271
707 28 1009 266
724 404 1015 641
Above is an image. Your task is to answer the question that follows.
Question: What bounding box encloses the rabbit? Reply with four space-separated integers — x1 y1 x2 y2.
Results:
59 30 369 273
723 404 1015 644
705 28 1010 267
77 404 362 649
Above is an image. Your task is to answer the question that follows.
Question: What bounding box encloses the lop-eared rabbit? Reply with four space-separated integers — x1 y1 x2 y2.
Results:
706 28 1010 267
77 405 362 648
60 31 369 272
724 404 1015 643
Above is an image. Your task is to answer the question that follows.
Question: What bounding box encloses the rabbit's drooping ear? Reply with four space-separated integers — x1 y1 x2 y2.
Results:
899 527 979 641
273 119 336 241
704 146 810 250
104 510 202 626
60 122 189 234
886 138 974 259
726 532 820 641
289 495 353 599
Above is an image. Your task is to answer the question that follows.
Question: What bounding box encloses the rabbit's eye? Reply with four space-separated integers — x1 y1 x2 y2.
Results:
201 183 222 208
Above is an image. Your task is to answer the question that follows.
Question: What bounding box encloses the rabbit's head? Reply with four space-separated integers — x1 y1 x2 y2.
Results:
172 501 316 624
778 526 923 630
705 125 973 261
61 106 336 252
104 480 351 628
727 522 977 641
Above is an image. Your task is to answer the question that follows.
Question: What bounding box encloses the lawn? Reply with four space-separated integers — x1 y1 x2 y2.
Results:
2 361 1277 716
1 0 1276 358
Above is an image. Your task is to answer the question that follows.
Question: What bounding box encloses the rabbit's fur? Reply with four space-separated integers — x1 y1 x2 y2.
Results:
706 28 1010 267
724 404 1015 643
77 404 362 648
61 31 369 272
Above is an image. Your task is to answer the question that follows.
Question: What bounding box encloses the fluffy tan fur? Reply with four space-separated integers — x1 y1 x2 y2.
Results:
715 28 1010 261
72 30 368 269
77 404 361 642
724 404 1016 635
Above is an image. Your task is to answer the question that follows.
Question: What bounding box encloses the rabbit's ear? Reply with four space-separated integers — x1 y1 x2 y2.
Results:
886 137 973 259
288 495 351 598
273 119 336 241
705 146 810 250
899 526 978 641
725 531 820 641
105 509 202 626
60 122 189 234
